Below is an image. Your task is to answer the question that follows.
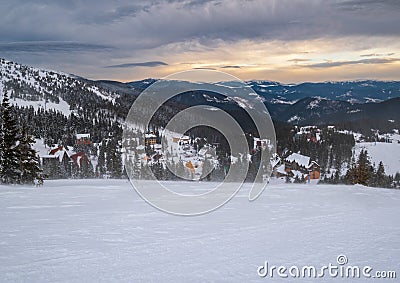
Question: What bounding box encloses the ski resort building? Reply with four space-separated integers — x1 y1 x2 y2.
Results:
145 133 157 146
70 152 91 168
274 152 320 180
294 126 321 143
253 137 270 150
172 135 190 144
40 145 92 178
76 133 91 145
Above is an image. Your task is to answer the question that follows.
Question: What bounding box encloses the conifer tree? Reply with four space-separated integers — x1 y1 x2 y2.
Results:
395 172 400 189
332 169 340 184
132 152 142 179
0 93 21 184
112 144 122 178
79 157 93 179
151 161 164 180
375 161 391 188
355 150 372 186
17 127 44 185
96 140 106 177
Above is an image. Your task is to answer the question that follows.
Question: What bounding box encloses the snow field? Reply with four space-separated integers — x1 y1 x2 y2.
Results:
0 179 399 282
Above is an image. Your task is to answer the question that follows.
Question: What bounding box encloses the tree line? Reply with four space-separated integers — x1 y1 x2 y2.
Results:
0 93 43 185
321 149 399 188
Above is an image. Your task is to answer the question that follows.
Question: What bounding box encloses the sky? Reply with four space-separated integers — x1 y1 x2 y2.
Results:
0 0 399 83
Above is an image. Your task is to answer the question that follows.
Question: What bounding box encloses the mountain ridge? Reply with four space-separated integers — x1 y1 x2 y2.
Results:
1 58 399 133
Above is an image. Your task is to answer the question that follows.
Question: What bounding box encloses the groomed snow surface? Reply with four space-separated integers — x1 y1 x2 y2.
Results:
0 180 399 282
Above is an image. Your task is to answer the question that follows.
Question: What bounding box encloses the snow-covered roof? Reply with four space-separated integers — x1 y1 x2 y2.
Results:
145 133 157 138
47 145 76 162
198 148 206 156
173 135 190 140
292 170 307 178
276 164 286 174
76 133 90 139
285 153 310 168
300 126 317 132
308 160 320 168
254 137 270 142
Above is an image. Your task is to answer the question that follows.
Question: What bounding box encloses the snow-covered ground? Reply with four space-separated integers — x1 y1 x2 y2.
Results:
0 180 399 282
8 97 72 117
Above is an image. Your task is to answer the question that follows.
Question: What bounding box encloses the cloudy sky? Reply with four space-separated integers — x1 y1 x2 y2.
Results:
1 0 399 82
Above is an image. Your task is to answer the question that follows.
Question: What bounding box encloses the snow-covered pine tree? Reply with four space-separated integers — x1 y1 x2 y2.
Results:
111 141 122 178
105 138 122 178
0 93 22 184
333 169 340 184
151 161 164 180
375 161 391 188
96 140 107 177
357 150 373 186
394 172 400 189
344 155 357 185
132 151 141 179
17 127 44 185
79 157 93 179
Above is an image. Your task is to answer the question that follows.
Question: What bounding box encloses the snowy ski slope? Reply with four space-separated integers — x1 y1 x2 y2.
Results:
0 179 399 282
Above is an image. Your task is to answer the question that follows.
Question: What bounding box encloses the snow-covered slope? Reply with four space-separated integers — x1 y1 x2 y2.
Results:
0 58 119 116
8 97 72 116
0 180 399 282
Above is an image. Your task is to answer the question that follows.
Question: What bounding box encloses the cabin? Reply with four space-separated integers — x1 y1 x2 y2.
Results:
274 164 287 178
285 153 310 172
76 133 91 145
40 146 72 178
70 152 91 168
308 161 321 179
145 133 157 146
42 146 71 167
274 152 320 180
40 145 92 178
294 126 321 143
172 135 190 145
253 137 270 150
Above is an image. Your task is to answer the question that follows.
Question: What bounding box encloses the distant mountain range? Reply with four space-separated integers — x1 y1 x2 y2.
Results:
247 80 400 104
1 58 399 132
266 96 400 126
99 78 400 104
98 77 400 128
